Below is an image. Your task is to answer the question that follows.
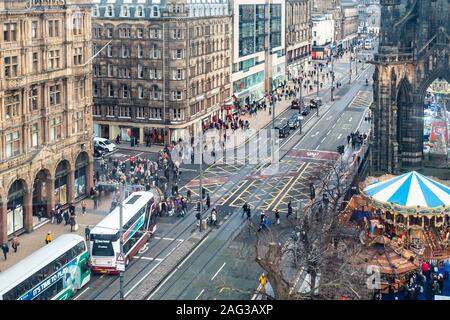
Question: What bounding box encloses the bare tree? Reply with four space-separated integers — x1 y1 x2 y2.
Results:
249 157 370 300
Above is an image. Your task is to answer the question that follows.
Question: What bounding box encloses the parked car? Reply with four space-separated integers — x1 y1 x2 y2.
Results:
274 121 290 138
93 137 117 153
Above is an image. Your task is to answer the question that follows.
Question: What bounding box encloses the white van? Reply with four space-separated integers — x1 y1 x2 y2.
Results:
93 137 117 153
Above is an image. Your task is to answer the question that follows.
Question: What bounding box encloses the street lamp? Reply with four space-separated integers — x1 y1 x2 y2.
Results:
314 64 320 117
330 55 335 102
349 49 352 84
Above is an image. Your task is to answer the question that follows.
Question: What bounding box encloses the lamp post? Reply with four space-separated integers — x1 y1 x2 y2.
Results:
315 64 320 117
199 132 204 231
349 50 352 84
118 188 124 300
330 55 335 102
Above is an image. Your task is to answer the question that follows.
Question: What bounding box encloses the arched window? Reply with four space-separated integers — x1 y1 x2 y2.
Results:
121 5 129 17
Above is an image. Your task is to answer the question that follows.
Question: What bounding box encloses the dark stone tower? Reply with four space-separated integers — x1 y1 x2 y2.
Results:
371 0 449 175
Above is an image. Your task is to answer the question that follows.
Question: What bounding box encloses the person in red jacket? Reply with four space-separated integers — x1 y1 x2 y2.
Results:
421 261 430 280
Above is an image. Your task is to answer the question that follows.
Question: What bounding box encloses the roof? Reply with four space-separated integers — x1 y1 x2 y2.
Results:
363 171 450 209
90 191 156 235
0 234 85 295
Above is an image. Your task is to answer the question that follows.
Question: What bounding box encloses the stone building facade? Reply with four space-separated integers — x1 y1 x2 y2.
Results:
0 0 94 244
286 0 312 79
92 0 231 145
371 0 449 177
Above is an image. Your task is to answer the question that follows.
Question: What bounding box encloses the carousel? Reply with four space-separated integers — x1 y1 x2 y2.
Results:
360 171 450 259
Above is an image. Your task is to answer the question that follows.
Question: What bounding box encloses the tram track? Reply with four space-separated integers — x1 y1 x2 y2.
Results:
75 66 363 300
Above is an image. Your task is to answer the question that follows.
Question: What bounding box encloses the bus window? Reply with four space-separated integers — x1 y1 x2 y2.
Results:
92 239 114 257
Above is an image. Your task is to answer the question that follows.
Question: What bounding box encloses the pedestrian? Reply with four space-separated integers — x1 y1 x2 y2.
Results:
1 243 9 260
85 225 91 241
45 232 53 244
242 202 248 218
81 200 87 215
211 207 217 226
347 135 351 145
246 206 251 220
93 194 98 210
206 194 211 209
11 236 19 253
287 201 293 218
70 212 77 232
275 209 280 225
63 210 70 225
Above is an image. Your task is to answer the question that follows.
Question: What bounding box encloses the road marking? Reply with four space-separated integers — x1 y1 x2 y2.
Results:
147 235 210 300
273 163 310 209
265 174 296 210
349 117 353 122
331 123 336 129
320 137 326 144
136 256 164 261
211 262 227 281
153 237 184 241
311 131 319 137
221 180 248 204
326 116 333 121
230 180 256 206
73 287 90 300
195 289 205 300
138 243 149 254
337 134 342 140
125 240 183 298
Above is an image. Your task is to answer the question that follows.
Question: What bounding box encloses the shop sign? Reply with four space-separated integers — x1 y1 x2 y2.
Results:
26 0 66 9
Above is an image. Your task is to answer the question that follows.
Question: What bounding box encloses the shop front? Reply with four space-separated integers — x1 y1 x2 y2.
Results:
7 180 26 236
233 71 265 106
272 62 286 90
74 152 88 199
54 161 70 206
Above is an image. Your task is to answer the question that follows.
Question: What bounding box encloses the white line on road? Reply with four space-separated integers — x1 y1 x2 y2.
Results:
320 137 326 144
211 262 227 281
195 289 205 300
153 237 184 241
349 117 353 122
337 134 342 140
311 131 319 137
125 240 184 298
146 235 210 300
73 287 90 300
136 256 164 261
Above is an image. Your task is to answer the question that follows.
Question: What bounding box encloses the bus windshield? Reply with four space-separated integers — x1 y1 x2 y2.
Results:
90 234 116 257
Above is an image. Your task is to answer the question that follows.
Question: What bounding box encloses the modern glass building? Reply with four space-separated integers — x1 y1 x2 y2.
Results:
232 0 285 105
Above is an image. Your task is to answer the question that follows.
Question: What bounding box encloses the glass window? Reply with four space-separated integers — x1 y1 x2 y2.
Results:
4 56 18 78
6 130 20 158
5 93 20 118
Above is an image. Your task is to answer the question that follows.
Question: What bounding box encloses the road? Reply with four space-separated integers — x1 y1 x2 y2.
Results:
74 56 374 300
147 65 374 300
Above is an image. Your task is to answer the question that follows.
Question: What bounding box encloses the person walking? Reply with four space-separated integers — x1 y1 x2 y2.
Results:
275 209 280 225
93 194 98 210
287 201 293 218
70 212 77 232
206 194 211 209
63 210 70 226
1 243 9 260
85 225 91 241
11 236 19 253
45 232 53 244
81 200 87 215
242 202 248 218
246 206 251 220
211 207 217 226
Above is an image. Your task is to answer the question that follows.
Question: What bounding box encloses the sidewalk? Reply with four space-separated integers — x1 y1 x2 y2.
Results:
0 195 112 272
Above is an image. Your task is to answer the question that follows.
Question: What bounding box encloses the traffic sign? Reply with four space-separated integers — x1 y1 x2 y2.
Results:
116 253 125 272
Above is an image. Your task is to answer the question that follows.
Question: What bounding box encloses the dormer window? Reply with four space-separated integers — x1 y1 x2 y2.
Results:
92 5 99 17
121 5 130 17
106 5 114 17
136 5 144 17
152 6 159 17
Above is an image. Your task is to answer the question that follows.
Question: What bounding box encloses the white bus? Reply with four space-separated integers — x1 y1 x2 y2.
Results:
90 190 161 274
0 234 90 300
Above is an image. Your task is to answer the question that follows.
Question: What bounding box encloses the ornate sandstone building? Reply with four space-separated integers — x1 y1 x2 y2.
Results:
0 0 94 244
371 0 449 176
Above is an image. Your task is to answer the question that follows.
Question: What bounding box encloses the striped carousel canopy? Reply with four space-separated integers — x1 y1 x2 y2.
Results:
363 171 450 208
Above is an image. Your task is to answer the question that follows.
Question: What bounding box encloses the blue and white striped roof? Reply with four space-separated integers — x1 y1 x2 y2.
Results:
364 171 450 208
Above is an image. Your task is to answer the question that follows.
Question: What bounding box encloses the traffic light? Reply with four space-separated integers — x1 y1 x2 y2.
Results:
337 145 345 155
